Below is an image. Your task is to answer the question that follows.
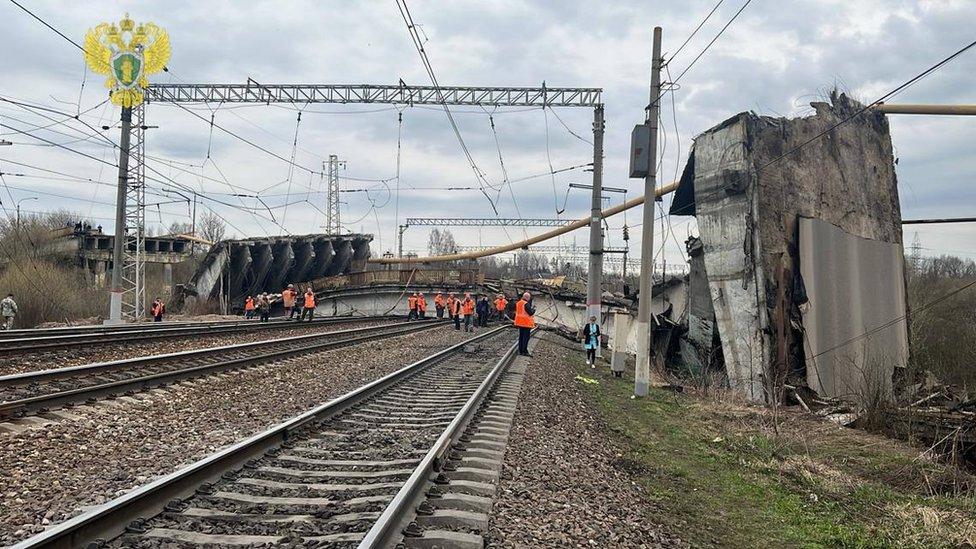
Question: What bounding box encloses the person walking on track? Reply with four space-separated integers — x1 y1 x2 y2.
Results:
282 284 298 320
244 296 255 319
417 292 427 319
151 297 165 322
434 292 445 319
514 291 535 356
407 293 418 321
582 315 601 367
301 288 316 322
258 293 271 323
461 292 475 333
1 293 18 330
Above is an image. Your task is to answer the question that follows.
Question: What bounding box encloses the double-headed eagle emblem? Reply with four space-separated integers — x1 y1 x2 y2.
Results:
84 14 170 108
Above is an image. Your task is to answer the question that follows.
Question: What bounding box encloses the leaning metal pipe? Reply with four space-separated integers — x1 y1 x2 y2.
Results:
872 103 976 115
371 180 681 264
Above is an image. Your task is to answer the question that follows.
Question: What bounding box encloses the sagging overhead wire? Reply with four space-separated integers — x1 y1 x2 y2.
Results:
394 0 500 212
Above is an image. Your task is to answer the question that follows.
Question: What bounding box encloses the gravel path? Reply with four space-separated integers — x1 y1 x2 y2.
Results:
0 318 392 376
487 334 683 548
0 326 469 545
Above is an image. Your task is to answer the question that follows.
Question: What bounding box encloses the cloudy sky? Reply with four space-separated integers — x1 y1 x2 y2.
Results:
1 0 974 269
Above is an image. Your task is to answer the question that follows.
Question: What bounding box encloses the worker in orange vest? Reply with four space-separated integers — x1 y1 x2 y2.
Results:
282 284 298 320
407 292 418 321
514 291 535 356
446 293 457 325
461 292 476 333
433 292 445 319
301 288 316 322
417 293 427 319
494 294 509 321
450 294 463 331
151 297 165 322
244 295 256 319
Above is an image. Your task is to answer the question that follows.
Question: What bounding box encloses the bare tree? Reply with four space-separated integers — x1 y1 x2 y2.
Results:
427 228 458 256
198 211 226 244
167 221 193 236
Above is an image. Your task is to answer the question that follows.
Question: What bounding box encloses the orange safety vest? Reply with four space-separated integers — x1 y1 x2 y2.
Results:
462 298 475 315
244 297 255 311
434 294 445 307
514 299 534 328
494 297 508 312
304 293 316 308
282 289 297 308
417 297 427 312
407 296 418 310
446 297 456 313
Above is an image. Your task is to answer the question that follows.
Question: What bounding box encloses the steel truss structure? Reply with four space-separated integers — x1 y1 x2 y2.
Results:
406 218 575 228
324 155 344 235
146 81 602 107
121 104 146 319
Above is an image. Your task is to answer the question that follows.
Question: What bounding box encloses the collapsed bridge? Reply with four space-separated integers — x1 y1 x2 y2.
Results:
173 233 371 309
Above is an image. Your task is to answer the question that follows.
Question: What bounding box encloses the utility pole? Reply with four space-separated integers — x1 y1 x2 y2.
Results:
106 107 133 325
397 224 407 258
15 197 37 230
586 105 605 330
634 27 663 397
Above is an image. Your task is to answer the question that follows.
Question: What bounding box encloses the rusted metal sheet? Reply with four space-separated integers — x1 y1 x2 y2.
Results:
799 217 907 400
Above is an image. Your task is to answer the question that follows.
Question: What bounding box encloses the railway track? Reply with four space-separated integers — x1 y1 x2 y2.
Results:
13 327 522 549
0 320 441 419
0 316 385 354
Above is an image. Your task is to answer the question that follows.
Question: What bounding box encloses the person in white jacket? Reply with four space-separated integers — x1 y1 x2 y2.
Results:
1 293 18 330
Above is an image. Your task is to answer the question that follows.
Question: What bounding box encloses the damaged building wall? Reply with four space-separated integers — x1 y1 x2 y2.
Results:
670 93 906 403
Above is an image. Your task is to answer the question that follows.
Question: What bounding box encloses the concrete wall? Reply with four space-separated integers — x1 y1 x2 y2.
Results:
669 93 905 403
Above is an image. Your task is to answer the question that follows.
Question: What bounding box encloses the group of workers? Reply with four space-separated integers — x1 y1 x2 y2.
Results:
406 290 536 356
244 284 317 322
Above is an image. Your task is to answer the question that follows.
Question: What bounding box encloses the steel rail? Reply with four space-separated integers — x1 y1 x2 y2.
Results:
0 321 442 418
11 326 510 549
359 336 518 547
0 316 361 340
0 316 379 352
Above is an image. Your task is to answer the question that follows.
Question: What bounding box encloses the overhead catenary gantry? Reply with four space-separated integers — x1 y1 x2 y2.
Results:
146 80 602 107
143 80 606 317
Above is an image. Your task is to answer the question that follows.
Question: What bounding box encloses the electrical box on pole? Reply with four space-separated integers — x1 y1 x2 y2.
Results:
629 124 650 178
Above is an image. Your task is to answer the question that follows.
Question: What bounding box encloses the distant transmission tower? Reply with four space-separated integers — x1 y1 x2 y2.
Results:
324 155 345 235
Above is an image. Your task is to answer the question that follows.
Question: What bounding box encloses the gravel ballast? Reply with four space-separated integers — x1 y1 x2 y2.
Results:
0 318 392 376
487 334 683 547
0 326 469 545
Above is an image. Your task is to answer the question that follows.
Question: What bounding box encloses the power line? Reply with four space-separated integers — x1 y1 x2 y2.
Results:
666 0 725 64
657 0 753 107
395 0 499 212
7 0 85 52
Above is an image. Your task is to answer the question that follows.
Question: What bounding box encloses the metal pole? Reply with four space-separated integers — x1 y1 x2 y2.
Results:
586 105 605 333
106 107 132 325
635 27 663 397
